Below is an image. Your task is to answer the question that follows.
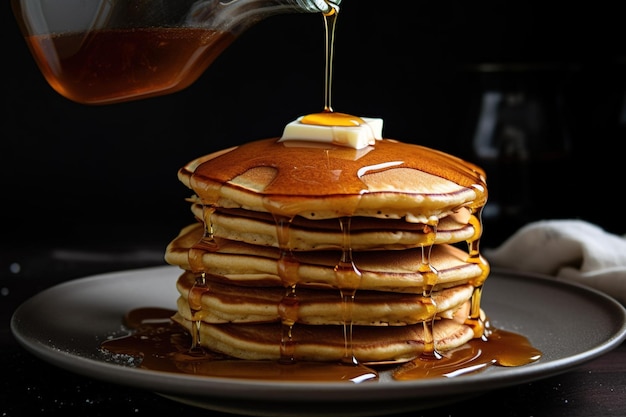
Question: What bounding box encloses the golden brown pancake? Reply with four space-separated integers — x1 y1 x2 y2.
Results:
174 270 474 325
190 205 476 250
165 222 484 292
171 303 474 364
179 138 486 221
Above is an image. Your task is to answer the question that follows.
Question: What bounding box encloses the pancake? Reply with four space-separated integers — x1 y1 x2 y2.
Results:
174 270 475 325
179 138 486 221
165 222 484 292
171 302 474 364
190 205 477 250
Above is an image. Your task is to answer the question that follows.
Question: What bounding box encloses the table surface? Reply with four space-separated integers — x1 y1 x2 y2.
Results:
2 246 625 417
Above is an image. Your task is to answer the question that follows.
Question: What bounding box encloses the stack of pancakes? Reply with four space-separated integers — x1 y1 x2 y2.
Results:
165 135 489 364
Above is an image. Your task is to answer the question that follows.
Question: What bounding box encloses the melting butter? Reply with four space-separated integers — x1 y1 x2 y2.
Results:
280 114 383 149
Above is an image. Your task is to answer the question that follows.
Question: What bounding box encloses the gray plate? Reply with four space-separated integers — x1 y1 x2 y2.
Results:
11 265 626 417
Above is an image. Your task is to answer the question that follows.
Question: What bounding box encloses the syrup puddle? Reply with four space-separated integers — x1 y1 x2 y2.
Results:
393 328 542 380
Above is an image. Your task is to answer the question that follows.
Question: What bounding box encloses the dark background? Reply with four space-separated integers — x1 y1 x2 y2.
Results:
1 3 625 416
2 0 625 257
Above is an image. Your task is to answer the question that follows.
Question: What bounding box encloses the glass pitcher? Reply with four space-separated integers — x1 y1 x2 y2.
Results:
11 0 340 105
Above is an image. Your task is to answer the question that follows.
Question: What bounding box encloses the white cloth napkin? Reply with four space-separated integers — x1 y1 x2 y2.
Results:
484 219 626 304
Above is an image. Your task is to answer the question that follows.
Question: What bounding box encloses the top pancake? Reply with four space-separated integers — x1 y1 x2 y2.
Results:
180 138 487 222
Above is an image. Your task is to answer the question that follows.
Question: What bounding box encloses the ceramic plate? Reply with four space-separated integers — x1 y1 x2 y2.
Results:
11 265 626 417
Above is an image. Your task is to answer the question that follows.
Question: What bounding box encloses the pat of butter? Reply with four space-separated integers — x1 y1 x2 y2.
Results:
279 116 383 150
